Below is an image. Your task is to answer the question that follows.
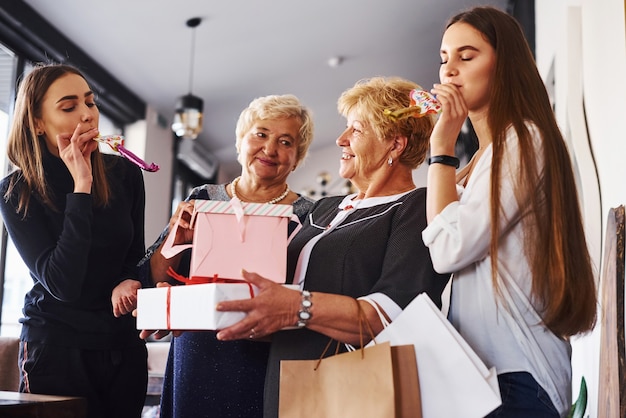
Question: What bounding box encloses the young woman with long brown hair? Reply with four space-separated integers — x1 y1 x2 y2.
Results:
0 63 148 418
422 6 597 417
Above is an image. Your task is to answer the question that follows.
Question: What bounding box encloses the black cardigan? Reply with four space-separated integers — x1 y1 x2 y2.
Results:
0 148 146 349
264 187 450 417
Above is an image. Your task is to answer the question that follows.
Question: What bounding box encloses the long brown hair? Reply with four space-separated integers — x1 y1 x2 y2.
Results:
448 7 596 337
4 64 111 216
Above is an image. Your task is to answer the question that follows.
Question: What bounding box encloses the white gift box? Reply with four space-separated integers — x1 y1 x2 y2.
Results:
136 283 258 330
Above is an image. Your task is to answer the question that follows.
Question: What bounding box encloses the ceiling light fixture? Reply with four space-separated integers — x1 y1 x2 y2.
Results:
172 17 203 140
327 56 344 68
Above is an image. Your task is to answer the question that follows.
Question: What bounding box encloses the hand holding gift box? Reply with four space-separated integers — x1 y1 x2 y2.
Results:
136 198 299 330
136 280 259 330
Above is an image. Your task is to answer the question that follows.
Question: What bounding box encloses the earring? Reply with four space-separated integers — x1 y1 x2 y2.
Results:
387 156 393 167
37 131 43 136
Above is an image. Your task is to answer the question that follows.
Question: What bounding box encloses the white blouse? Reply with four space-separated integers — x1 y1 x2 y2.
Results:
422 124 572 416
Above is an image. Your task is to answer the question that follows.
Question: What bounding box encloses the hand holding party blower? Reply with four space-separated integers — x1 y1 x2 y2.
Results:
94 135 160 172
383 88 442 121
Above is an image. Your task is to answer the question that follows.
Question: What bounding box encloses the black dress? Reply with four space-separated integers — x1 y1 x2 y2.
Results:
263 188 450 417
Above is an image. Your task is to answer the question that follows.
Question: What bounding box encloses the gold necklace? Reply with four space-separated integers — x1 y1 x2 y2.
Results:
230 176 290 204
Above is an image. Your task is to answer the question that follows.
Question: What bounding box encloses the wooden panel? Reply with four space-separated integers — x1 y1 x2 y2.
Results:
0 337 19 391
598 205 626 417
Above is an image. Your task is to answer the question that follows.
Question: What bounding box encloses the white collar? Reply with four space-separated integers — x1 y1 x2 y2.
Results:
337 188 416 211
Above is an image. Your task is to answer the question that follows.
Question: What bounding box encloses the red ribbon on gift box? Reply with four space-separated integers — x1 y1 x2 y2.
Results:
166 266 255 297
164 267 255 329
166 286 172 330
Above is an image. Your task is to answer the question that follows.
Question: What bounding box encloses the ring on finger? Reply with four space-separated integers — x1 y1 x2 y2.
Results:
249 328 256 339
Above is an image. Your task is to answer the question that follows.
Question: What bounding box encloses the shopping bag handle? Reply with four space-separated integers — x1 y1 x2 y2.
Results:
160 209 195 259
359 296 391 327
315 300 377 370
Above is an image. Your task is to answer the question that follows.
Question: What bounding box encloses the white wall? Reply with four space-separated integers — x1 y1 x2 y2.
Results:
537 0 626 416
580 0 626 212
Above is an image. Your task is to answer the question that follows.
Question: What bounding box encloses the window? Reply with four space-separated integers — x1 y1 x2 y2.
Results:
0 45 18 336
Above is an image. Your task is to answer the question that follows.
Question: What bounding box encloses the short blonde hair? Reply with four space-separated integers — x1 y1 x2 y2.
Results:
337 76 434 169
235 94 314 169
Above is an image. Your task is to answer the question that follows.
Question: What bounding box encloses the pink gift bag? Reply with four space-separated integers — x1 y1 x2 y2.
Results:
161 199 299 283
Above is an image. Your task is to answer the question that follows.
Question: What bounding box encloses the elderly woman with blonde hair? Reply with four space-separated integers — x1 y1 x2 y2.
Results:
217 76 450 418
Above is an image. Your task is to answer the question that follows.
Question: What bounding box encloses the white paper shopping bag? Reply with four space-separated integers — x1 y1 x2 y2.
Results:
366 293 501 418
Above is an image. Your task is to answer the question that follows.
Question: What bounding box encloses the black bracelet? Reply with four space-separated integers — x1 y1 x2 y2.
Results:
428 155 460 168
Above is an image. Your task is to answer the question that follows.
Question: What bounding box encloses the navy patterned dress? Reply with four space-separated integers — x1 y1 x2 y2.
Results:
139 183 313 418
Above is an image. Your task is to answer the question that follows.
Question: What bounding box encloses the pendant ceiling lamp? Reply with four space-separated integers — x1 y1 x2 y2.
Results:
172 17 203 140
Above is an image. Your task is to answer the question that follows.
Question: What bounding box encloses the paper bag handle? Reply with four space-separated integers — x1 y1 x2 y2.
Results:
359 296 391 328
317 300 376 368
160 210 194 259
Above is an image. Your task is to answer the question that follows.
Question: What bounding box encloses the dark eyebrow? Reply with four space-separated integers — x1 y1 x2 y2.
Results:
441 45 480 54
458 45 479 52
56 91 94 103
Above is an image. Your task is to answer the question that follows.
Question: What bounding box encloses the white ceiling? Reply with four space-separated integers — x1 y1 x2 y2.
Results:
23 0 508 168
